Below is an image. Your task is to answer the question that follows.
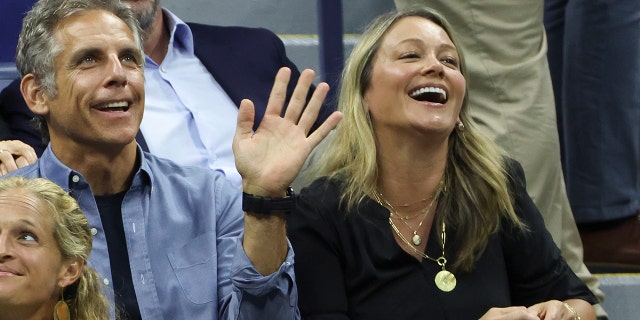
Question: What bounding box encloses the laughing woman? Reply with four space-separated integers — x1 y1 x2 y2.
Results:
287 8 597 320
0 176 110 320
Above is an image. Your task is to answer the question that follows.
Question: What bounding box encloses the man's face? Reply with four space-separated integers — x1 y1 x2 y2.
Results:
41 9 144 150
123 0 160 30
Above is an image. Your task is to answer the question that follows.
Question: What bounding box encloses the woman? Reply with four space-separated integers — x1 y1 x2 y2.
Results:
288 8 597 320
0 176 109 320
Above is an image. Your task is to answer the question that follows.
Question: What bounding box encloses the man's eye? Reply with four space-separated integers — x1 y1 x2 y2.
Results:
122 55 137 63
81 56 96 64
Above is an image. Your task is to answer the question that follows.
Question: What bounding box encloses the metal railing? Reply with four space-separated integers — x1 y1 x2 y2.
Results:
317 0 344 102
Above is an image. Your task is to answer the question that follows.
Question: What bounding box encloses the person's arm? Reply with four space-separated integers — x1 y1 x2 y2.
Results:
233 67 341 273
527 299 595 320
501 160 596 319
287 179 351 319
0 80 40 175
225 66 341 318
0 79 46 155
479 299 595 320
0 109 11 140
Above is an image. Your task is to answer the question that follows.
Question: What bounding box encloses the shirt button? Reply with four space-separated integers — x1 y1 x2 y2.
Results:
103 278 110 286
160 66 167 73
72 175 80 183
90 228 98 236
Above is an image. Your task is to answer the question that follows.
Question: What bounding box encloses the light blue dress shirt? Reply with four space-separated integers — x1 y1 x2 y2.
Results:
7 146 299 319
140 9 242 189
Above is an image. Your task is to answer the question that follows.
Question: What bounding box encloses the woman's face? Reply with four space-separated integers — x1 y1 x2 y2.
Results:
0 190 78 314
364 16 466 138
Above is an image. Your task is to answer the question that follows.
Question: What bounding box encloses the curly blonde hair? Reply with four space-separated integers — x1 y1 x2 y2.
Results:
0 176 110 320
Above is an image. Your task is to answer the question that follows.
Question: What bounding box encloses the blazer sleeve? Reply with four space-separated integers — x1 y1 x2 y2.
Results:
0 78 46 155
0 102 11 140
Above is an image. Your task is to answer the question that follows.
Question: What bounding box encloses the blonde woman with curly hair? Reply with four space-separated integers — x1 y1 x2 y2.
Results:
288 8 597 320
0 176 110 320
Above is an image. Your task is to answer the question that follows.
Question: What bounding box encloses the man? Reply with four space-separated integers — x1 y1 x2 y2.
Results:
0 0 334 188
545 0 640 272
6 0 341 319
391 0 607 317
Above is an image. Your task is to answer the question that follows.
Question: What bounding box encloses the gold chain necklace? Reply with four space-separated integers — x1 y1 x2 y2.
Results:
388 196 431 209
376 191 438 245
376 193 434 220
389 219 457 292
375 182 443 246
373 182 456 292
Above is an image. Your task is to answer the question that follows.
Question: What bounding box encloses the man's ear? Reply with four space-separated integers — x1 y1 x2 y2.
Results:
20 74 50 116
57 258 84 288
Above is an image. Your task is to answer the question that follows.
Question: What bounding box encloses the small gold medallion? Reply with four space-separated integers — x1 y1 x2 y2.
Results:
434 270 456 292
412 234 422 245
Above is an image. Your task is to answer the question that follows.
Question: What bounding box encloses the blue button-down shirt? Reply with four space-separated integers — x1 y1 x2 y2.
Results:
7 146 299 319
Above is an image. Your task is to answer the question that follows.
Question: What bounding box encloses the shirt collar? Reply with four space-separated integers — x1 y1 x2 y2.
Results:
162 7 194 55
39 145 76 190
38 144 153 192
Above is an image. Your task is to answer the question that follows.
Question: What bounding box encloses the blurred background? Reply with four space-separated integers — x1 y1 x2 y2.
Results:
164 0 394 75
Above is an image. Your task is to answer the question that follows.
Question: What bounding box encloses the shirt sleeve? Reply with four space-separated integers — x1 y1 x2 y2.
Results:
502 160 598 306
287 180 351 320
215 178 300 319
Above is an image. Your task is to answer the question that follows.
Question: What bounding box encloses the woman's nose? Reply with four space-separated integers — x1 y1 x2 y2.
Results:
421 55 445 77
0 236 15 261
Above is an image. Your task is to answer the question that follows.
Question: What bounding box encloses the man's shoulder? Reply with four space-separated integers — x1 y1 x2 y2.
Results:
187 22 280 43
3 160 41 179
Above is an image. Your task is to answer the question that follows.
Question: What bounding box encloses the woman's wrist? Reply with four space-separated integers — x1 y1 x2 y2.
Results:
563 302 581 320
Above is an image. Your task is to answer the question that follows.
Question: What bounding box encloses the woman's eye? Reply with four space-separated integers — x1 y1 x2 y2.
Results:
441 57 459 68
19 232 37 242
400 52 420 59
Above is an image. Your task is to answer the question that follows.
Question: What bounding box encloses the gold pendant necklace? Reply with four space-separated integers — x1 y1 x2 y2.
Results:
389 219 457 292
404 194 438 245
375 181 455 291
376 194 431 220
375 184 441 246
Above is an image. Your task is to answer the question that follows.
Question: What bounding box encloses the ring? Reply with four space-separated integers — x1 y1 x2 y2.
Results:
0 149 7 153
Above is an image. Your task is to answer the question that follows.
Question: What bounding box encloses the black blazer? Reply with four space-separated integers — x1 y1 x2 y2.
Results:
0 23 335 155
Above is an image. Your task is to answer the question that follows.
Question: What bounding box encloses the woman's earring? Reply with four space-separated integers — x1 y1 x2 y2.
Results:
456 121 465 132
53 291 70 320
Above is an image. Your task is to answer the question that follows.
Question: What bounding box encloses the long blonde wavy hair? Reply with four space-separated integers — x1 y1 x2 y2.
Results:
0 177 110 320
311 8 525 272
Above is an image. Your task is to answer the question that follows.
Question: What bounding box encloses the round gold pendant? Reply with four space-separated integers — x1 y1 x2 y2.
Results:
434 270 456 292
